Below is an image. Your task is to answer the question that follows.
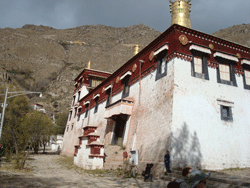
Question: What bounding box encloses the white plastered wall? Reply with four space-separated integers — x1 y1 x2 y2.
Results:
172 57 250 170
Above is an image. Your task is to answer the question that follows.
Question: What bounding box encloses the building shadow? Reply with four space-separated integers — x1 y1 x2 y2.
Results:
170 122 202 169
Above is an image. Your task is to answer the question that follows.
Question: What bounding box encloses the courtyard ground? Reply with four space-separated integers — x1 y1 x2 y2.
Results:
0 147 249 188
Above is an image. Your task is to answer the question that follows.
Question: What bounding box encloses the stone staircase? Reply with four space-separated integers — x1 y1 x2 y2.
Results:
163 169 250 188
103 145 126 169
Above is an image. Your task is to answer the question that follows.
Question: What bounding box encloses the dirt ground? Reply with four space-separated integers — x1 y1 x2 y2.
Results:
0 148 250 188
0 149 168 188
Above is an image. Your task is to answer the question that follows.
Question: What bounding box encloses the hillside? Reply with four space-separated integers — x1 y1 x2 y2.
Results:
213 23 250 47
0 24 161 112
0 23 249 114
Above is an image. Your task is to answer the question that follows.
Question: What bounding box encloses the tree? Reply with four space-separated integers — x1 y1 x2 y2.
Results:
21 110 55 154
1 87 30 168
0 85 55 168
55 111 68 134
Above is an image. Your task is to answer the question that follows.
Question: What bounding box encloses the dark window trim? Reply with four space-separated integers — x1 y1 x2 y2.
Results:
155 53 167 81
78 91 81 102
191 52 209 80
122 76 130 98
77 114 81 121
85 108 89 118
72 96 76 107
94 99 99 113
106 90 111 107
74 108 77 118
216 57 237 87
242 64 250 90
220 105 233 121
68 111 72 121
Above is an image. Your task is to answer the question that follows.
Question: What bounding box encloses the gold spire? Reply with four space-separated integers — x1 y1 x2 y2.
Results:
87 61 91 69
134 42 140 56
169 0 191 28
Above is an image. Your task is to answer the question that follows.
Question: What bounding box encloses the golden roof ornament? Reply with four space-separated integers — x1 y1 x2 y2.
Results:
87 61 91 69
169 0 191 28
134 42 140 56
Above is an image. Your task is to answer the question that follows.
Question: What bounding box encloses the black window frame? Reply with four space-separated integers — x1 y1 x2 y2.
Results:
122 76 130 99
220 105 233 121
155 53 167 81
77 114 81 122
106 90 111 107
191 52 209 80
216 58 237 87
72 96 76 107
68 111 72 121
242 64 250 90
74 107 77 118
85 108 89 118
94 98 99 113
78 91 81 102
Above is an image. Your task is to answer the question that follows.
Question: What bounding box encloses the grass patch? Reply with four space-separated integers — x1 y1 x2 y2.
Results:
221 167 248 172
57 156 135 178
0 157 33 174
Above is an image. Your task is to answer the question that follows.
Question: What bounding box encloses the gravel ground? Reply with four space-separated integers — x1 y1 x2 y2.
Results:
0 149 250 188
0 150 168 188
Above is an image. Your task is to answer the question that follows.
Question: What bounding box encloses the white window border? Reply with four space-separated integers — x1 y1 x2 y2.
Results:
120 71 132 80
189 44 211 54
154 43 169 56
214 52 238 62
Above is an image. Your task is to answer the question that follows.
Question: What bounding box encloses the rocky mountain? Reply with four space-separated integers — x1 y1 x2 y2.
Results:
213 23 250 47
0 23 249 114
0 24 161 113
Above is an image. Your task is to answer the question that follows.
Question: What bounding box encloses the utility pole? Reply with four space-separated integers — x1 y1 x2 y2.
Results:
0 88 8 140
0 87 42 140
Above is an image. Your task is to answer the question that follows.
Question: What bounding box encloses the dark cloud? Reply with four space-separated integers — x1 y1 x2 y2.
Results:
0 0 249 34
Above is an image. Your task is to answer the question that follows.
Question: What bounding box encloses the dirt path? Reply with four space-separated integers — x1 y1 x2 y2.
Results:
1 149 250 188
0 151 168 188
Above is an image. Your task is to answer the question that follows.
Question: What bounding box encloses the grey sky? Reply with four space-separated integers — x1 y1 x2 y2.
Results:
0 0 249 34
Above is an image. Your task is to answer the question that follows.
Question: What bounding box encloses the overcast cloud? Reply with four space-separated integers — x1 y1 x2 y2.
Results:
0 0 249 34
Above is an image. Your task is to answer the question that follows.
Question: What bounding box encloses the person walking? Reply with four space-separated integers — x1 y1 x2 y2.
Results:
164 150 171 173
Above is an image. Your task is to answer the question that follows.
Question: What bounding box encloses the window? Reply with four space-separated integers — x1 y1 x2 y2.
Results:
72 96 76 107
77 114 81 121
156 55 167 80
90 78 102 88
216 56 237 86
220 105 233 121
122 76 130 98
106 90 111 107
191 56 209 80
74 107 77 118
217 62 237 86
68 111 72 121
194 57 202 74
219 64 230 81
94 99 99 113
66 127 69 132
71 124 74 130
85 108 89 118
245 70 250 85
78 91 81 101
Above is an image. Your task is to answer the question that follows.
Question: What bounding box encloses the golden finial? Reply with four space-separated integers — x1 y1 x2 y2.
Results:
87 61 91 69
169 0 191 28
134 42 140 56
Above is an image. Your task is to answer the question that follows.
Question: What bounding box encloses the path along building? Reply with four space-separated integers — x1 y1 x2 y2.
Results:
62 0 250 175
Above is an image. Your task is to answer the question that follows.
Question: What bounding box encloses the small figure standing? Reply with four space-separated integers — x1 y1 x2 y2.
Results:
164 150 171 173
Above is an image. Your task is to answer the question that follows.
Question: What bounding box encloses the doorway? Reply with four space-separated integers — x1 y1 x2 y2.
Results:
111 114 128 146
